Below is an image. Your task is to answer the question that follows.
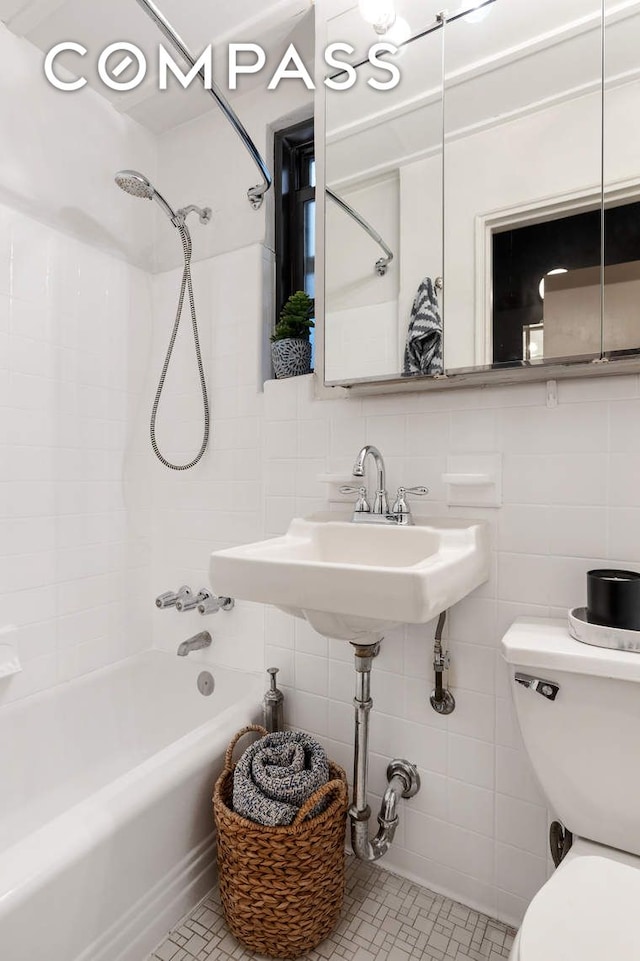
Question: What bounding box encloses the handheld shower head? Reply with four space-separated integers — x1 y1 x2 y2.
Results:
114 170 212 228
115 169 178 222
115 170 154 200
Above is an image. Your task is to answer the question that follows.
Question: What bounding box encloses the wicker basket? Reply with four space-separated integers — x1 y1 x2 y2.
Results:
212 724 349 959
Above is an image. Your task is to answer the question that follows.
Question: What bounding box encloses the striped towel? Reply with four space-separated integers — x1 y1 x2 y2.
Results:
403 277 443 376
232 730 329 826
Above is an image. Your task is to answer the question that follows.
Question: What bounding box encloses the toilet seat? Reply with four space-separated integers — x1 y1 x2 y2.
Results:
519 855 640 960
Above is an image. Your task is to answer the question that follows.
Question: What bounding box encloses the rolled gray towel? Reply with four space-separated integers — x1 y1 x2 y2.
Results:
232 730 329 827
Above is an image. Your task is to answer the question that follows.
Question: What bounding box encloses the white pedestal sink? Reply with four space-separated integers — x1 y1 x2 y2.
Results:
210 512 490 643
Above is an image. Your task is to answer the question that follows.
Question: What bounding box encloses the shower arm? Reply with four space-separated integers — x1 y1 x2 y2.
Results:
326 187 394 277
134 0 272 209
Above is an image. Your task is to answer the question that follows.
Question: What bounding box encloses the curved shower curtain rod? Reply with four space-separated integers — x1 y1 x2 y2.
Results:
326 187 394 277
134 0 272 209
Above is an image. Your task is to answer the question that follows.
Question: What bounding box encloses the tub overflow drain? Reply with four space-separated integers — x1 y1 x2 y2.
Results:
197 671 215 696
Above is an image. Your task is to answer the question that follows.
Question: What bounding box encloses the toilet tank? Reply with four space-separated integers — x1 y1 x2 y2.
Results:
502 617 640 857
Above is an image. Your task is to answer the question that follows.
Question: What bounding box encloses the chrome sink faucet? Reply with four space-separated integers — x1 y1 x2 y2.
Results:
353 445 389 514
341 446 428 526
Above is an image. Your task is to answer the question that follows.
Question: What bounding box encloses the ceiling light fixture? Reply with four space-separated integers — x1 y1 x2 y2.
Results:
384 15 411 46
359 0 399 35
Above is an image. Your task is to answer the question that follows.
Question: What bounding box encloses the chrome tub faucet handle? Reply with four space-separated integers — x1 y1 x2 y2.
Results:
197 590 235 615
155 585 192 609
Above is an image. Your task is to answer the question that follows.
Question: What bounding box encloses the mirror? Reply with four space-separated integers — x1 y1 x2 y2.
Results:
321 0 640 389
324 1 445 384
603 0 640 359
443 0 603 373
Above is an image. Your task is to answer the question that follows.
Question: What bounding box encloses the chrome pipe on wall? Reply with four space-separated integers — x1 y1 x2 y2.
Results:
133 0 272 209
350 643 421 862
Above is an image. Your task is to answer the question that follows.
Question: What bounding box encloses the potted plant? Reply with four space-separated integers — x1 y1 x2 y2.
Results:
271 291 315 379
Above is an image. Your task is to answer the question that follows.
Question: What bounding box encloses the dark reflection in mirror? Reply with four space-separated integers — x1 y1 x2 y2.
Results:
493 203 640 365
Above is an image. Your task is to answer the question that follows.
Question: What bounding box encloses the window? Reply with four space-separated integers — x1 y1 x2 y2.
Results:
274 118 315 362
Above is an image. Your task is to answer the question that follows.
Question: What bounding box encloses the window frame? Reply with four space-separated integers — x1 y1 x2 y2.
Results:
274 117 315 321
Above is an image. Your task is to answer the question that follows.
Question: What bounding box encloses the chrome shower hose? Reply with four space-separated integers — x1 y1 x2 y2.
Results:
150 222 210 471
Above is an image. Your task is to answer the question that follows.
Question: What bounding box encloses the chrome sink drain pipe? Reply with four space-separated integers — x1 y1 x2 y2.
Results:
350 642 421 862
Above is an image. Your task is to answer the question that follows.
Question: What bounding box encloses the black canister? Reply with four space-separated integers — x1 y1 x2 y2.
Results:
587 569 640 630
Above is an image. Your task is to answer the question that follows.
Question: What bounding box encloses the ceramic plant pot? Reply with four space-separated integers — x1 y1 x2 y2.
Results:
271 338 312 378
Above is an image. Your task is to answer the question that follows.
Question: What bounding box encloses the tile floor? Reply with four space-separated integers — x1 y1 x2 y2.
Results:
148 858 517 961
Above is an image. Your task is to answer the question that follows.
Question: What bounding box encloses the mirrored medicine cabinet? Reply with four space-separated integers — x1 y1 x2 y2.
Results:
317 0 640 392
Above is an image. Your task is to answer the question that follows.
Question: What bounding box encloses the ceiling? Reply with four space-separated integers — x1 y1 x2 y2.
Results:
0 0 313 132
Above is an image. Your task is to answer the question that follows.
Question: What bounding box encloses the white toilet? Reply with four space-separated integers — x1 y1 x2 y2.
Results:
502 617 640 960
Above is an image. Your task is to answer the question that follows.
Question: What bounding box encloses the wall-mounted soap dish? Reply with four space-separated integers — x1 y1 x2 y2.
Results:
568 607 640 654
442 454 502 508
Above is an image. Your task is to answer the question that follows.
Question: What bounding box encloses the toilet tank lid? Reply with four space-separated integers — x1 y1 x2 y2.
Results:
501 617 640 683
520 856 640 961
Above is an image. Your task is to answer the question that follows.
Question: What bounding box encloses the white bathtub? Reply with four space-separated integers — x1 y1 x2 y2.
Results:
0 650 263 961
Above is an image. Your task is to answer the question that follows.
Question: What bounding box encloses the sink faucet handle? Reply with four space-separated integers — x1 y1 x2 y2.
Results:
392 486 429 515
340 485 371 513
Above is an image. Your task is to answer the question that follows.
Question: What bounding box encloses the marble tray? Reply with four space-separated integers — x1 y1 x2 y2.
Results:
568 606 640 654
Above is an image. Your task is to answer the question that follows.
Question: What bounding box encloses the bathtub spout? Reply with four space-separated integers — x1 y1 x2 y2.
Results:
177 631 212 656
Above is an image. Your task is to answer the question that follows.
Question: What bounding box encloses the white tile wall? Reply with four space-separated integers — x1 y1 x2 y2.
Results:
148 244 268 674
0 202 153 708
260 370 640 926
0 17 160 711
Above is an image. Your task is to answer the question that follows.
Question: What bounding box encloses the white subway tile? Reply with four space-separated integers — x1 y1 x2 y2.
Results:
265 420 298 458
329 658 353 703
560 375 638 405
265 607 295 650
265 645 294 687
365 414 407 456
295 618 328 656
497 505 549 555
448 779 495 839
608 508 640 562
546 453 607 506
295 651 329 697
447 690 495 743
496 793 548 857
450 409 500 452
495 843 547 902
448 643 496 695
405 412 450 455
496 745 546 805
609 453 640 508
448 734 494 790
546 506 607 558
498 554 551 606
610 398 640 452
